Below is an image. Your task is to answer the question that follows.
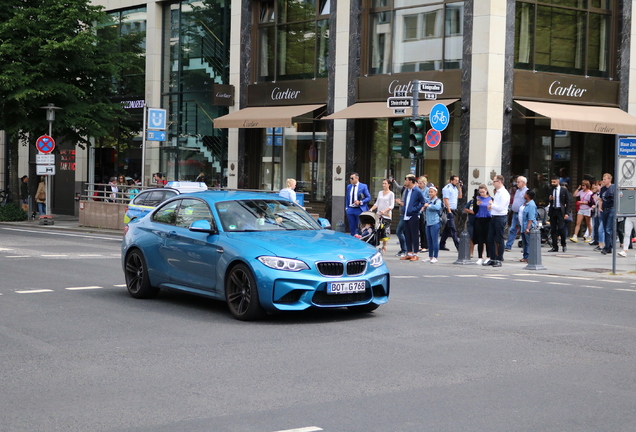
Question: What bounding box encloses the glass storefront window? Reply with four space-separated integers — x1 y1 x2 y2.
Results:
260 123 327 201
256 0 330 81
367 0 463 75
514 0 614 78
161 0 231 186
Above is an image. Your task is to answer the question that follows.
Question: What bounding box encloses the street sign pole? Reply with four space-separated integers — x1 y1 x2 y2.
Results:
46 122 52 217
411 80 419 120
141 105 147 187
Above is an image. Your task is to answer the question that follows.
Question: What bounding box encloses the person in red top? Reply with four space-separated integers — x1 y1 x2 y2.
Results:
153 172 167 186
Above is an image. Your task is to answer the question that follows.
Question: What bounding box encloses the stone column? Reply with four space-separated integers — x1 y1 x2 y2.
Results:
468 1 507 192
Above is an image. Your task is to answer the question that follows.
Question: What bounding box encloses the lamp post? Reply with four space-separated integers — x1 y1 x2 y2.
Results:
40 103 62 217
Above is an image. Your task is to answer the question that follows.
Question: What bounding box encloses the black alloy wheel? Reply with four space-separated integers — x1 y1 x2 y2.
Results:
124 249 159 299
225 264 265 321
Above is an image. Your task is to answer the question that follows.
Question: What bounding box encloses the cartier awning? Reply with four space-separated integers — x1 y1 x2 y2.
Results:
213 104 325 128
516 100 636 135
323 99 458 120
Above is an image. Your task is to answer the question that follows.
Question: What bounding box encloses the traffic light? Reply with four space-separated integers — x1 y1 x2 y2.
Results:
391 118 410 158
409 118 425 156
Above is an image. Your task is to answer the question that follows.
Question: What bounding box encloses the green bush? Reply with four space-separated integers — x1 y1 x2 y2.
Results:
0 203 28 221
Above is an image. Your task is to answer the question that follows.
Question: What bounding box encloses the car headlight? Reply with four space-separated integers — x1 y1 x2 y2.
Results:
258 256 309 272
369 251 384 268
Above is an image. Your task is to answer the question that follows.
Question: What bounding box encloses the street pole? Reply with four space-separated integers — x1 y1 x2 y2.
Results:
141 105 147 187
411 80 419 120
40 103 62 217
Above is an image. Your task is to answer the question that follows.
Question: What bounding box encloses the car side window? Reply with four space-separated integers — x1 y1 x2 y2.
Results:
132 191 151 205
152 200 180 225
175 199 214 229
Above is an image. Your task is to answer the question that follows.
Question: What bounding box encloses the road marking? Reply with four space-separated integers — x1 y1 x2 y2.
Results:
615 288 636 292
272 427 323 432
16 289 53 294
0 227 120 241
513 279 540 283
583 285 603 289
456 275 473 277
6 255 30 258
0 247 12 251
392 275 419 278
42 254 68 257
113 284 127 287
422 275 449 278
65 286 103 291
547 282 571 286
77 254 103 257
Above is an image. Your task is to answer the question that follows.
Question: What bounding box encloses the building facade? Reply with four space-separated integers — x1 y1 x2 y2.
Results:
10 0 634 219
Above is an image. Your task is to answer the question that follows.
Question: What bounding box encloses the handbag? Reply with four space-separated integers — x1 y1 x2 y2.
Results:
37 190 45 201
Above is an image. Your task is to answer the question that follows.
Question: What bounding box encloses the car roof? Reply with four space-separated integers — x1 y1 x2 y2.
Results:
177 190 287 203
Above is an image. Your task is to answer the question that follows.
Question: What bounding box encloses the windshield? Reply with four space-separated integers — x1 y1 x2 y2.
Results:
216 199 322 232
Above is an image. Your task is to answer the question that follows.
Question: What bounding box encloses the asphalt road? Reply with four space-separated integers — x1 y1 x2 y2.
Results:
2 226 636 431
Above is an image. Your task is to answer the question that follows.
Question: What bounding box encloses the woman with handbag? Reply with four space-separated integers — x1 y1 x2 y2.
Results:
472 184 492 265
570 180 594 243
370 178 395 254
35 176 46 215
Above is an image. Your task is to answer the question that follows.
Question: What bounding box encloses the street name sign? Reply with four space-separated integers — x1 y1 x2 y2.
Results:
618 137 636 156
418 81 444 94
387 97 413 109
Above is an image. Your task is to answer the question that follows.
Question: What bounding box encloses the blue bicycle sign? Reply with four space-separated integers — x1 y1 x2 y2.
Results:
429 103 450 131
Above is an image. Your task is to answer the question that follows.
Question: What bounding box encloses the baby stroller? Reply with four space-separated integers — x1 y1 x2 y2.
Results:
517 206 552 248
357 211 382 247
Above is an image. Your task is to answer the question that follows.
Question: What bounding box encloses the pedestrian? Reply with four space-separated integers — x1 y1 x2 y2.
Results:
548 175 572 252
117 175 128 203
345 172 371 236
505 175 528 251
439 175 463 251
153 172 167 186
127 179 139 201
519 189 538 263
463 192 476 259
589 181 604 249
618 216 636 258
423 187 443 263
399 174 425 261
370 178 395 254
35 176 46 215
417 176 430 252
108 177 119 202
599 173 616 255
19 175 29 212
483 175 510 267
391 177 408 257
570 180 594 243
472 184 492 265
279 178 299 205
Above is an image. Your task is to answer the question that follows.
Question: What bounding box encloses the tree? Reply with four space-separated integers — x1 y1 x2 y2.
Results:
0 0 144 197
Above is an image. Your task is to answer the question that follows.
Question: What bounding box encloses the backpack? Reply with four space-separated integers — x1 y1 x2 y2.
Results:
435 199 448 225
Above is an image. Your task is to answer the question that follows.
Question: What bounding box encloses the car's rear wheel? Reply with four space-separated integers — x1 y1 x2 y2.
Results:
347 303 379 313
125 249 159 299
225 264 266 321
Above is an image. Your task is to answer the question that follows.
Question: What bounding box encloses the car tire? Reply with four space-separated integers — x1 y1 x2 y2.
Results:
225 263 266 321
347 303 379 313
124 249 159 299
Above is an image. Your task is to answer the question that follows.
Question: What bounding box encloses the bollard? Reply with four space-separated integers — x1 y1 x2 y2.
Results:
453 230 473 265
525 226 546 270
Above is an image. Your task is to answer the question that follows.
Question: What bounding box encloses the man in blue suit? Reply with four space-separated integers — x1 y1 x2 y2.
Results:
400 174 426 261
345 172 371 236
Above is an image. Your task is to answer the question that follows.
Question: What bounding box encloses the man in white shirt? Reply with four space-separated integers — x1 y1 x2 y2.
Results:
483 175 510 267
505 176 528 251
439 175 463 251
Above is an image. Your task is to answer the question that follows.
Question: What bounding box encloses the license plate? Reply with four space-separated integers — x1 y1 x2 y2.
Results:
327 281 366 295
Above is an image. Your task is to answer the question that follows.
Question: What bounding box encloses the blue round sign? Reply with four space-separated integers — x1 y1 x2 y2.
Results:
429 103 450 132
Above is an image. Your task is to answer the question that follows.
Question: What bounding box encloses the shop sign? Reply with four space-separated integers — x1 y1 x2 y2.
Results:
514 71 618 106
213 84 235 106
121 99 145 109
247 79 328 106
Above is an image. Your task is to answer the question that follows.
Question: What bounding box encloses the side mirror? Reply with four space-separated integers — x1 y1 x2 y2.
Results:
317 217 331 229
189 219 217 234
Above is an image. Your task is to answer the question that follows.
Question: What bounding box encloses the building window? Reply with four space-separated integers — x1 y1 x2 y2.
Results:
256 0 330 81
514 0 614 78
367 0 463 75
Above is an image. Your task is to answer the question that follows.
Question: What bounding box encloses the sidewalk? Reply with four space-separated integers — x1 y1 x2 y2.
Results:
3 216 636 280
387 238 636 280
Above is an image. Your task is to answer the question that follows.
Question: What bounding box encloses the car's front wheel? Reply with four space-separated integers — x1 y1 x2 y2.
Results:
124 249 159 299
225 264 266 321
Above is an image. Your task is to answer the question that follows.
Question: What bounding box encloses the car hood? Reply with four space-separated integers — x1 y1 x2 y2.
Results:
225 230 377 260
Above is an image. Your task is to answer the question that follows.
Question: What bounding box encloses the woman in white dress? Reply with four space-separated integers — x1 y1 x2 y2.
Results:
370 179 395 253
